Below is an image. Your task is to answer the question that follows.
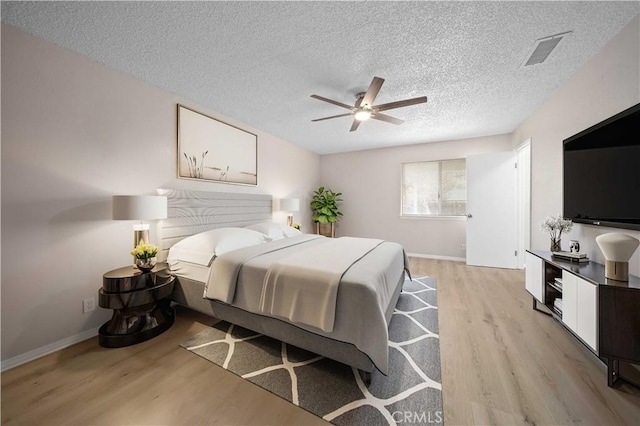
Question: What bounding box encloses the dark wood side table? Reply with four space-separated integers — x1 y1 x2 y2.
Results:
99 263 175 348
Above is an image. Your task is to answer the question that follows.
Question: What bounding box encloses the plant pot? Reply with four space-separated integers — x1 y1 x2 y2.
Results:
316 222 335 238
135 257 157 272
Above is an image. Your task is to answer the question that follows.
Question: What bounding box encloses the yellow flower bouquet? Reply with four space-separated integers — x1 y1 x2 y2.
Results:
131 240 158 260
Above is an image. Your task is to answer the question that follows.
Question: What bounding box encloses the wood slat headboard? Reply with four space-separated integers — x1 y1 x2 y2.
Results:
156 188 272 260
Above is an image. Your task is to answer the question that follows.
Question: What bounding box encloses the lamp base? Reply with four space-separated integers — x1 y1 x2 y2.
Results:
287 215 293 227
133 226 150 266
605 260 629 281
134 228 150 247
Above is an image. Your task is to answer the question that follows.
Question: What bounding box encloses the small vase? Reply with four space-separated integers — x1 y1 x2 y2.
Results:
550 239 562 252
136 257 157 272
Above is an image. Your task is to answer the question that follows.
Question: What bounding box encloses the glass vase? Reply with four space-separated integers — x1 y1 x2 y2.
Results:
135 257 157 272
550 239 562 252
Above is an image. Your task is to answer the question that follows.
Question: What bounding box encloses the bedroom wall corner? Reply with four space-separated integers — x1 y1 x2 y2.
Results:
0 24 320 365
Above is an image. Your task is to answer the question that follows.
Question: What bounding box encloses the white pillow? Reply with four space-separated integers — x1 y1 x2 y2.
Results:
167 227 271 266
245 222 302 240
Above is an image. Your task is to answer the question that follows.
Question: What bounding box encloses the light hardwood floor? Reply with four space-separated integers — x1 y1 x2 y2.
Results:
2 258 640 425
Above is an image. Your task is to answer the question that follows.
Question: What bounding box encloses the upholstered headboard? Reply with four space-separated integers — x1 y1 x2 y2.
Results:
156 188 272 260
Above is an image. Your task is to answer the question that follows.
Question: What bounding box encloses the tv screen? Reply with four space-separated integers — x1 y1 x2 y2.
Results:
563 103 640 231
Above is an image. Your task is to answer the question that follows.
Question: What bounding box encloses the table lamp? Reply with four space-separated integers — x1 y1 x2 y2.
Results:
595 233 640 281
112 195 168 248
279 198 300 226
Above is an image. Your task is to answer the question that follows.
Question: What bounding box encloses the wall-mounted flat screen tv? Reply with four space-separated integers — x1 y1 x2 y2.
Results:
563 103 640 231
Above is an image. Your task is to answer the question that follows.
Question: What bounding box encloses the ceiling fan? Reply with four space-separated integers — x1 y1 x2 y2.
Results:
310 76 428 132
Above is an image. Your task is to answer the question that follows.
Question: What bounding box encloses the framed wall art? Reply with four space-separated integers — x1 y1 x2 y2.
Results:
177 104 257 185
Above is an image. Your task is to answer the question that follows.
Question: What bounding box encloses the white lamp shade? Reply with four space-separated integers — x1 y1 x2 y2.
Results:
279 198 300 212
112 195 167 220
595 233 640 262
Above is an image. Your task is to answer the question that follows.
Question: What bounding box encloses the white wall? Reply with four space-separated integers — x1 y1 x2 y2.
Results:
1 24 320 362
512 14 640 276
320 135 512 258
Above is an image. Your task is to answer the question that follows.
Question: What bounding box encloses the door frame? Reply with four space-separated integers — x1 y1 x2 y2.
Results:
516 139 532 269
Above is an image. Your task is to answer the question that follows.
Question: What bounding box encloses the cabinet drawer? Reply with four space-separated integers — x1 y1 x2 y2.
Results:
562 271 577 333
576 276 597 352
525 252 544 303
562 270 597 352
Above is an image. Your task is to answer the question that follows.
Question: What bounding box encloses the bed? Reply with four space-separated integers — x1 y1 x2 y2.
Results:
157 188 409 376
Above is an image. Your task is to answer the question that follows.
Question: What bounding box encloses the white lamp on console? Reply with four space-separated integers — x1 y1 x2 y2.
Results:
112 195 168 248
595 233 640 281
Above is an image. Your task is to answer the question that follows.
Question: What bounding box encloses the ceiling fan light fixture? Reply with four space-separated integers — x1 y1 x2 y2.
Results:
354 109 372 121
310 76 427 131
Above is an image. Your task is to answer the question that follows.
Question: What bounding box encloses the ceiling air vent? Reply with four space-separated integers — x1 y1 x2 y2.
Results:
522 31 572 67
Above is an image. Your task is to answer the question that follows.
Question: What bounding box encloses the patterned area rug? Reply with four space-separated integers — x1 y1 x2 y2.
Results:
180 276 443 425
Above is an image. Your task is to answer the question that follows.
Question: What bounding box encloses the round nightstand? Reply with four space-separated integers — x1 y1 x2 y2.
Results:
98 263 175 348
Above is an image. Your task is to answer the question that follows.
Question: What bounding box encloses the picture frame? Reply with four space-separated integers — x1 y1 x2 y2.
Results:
177 104 257 185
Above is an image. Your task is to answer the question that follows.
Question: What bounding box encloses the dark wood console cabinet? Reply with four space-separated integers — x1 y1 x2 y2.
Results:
525 250 640 388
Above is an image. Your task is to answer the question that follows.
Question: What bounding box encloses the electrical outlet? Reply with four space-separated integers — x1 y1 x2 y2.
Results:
83 297 95 313
461 243 466 251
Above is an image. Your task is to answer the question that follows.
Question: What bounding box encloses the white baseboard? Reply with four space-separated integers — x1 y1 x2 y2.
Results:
1 327 99 372
408 252 466 262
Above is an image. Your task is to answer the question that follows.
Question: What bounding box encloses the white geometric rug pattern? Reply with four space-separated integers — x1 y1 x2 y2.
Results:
182 275 443 425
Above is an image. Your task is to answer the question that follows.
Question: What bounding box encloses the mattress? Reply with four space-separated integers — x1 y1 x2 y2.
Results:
166 259 211 284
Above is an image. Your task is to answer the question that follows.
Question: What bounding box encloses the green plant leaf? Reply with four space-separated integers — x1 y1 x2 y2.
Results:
310 186 343 223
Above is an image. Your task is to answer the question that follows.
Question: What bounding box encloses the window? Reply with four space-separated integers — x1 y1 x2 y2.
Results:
401 159 467 216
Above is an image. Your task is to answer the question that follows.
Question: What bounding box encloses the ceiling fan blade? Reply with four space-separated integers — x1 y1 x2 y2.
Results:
371 112 404 125
361 77 385 108
349 119 361 132
310 94 354 110
374 96 428 112
311 112 354 122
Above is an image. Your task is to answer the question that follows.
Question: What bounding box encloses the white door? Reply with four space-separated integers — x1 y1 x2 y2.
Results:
466 151 517 268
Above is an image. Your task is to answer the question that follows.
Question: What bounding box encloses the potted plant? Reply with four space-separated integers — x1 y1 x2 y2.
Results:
310 186 343 237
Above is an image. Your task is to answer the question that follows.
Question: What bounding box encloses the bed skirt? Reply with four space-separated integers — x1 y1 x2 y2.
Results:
170 271 405 373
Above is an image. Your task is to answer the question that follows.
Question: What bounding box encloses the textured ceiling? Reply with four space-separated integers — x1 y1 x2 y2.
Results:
2 1 638 154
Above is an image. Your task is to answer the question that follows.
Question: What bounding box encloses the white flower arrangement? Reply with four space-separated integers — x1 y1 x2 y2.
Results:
130 240 158 260
541 214 573 244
